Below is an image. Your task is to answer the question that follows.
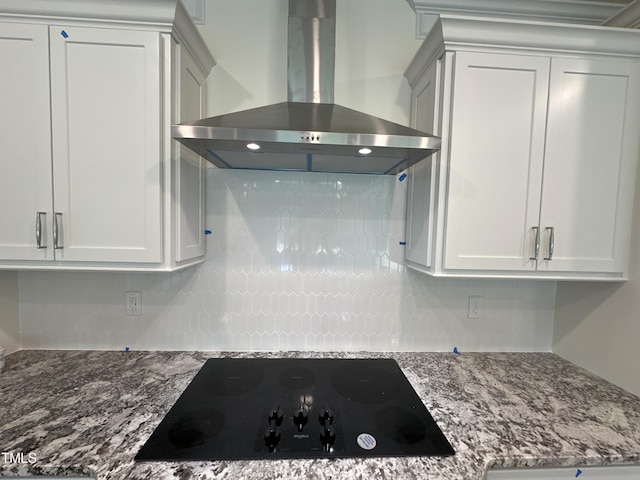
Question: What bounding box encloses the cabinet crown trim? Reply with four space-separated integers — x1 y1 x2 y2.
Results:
405 15 640 86
405 0 627 27
0 0 215 74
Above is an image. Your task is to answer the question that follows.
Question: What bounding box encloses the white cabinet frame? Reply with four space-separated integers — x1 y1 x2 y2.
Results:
404 15 640 281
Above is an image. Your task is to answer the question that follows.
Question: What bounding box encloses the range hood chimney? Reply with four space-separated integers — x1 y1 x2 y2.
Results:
172 0 440 175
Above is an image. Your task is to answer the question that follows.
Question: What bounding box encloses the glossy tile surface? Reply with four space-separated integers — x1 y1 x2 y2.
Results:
18 170 555 352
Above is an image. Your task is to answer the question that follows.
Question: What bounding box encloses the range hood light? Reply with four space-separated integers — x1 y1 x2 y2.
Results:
358 147 372 155
246 143 261 151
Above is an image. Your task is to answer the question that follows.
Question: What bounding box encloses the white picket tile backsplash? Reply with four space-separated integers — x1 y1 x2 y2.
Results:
18 169 556 352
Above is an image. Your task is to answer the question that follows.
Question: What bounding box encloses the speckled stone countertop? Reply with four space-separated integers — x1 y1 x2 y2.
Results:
0 350 639 479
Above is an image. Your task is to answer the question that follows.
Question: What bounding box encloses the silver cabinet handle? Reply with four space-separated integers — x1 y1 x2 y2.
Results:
36 211 47 249
530 226 540 261
53 212 63 250
544 226 554 261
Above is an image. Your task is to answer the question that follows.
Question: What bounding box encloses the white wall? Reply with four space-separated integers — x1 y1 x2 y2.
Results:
553 162 640 397
0 271 20 354
18 169 556 352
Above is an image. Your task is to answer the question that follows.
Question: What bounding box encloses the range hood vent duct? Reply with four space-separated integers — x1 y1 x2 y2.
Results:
172 0 440 175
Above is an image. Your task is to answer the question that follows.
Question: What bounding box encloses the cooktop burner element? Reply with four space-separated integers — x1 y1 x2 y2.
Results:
135 358 455 461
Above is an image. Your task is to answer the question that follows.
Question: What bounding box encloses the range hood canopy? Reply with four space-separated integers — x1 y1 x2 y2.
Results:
172 0 440 175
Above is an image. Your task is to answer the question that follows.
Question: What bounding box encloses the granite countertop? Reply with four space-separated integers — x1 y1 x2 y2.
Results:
0 350 639 479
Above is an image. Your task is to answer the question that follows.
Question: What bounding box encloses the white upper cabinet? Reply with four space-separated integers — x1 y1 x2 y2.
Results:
49 26 163 263
538 57 640 275
0 0 215 271
175 43 208 263
443 51 550 272
405 59 440 269
0 23 53 261
404 16 640 280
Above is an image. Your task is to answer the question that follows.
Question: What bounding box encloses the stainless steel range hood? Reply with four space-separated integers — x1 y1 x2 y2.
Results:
172 0 440 175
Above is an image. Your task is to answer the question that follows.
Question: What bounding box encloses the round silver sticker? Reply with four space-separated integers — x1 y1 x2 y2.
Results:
356 433 377 451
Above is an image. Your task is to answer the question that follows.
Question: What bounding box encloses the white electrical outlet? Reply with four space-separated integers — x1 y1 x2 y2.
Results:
126 291 141 316
468 295 483 319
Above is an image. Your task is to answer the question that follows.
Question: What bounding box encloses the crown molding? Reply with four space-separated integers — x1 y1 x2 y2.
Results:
406 0 629 38
0 0 215 74
405 14 640 87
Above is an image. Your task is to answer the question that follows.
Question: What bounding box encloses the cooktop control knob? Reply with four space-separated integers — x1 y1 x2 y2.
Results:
293 406 308 432
264 419 281 450
268 404 283 425
318 406 334 425
320 424 336 451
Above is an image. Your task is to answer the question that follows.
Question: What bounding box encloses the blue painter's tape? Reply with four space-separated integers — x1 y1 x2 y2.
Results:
399 241 406 246
453 347 460 355
398 173 407 182
61 30 69 38
204 230 212 235
575 469 583 478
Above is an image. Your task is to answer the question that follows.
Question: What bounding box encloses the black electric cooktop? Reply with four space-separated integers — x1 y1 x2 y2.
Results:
135 358 455 461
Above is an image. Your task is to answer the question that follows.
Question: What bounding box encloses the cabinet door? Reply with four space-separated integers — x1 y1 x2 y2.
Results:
443 52 550 271
538 57 640 274
405 59 440 270
0 23 54 261
49 26 162 263
175 44 207 262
